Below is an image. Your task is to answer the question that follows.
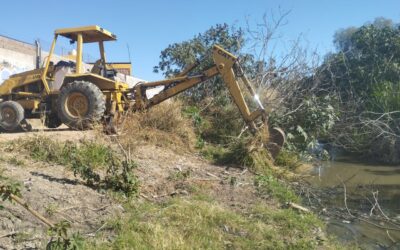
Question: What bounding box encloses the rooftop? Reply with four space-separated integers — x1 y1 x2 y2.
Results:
54 25 116 43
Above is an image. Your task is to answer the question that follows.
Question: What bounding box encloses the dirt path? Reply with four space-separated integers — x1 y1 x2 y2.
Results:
0 119 97 143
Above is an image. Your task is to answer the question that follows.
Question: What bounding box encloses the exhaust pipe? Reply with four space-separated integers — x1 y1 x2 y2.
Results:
35 40 41 69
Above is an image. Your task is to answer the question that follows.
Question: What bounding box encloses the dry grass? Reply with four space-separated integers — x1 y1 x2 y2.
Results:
88 197 334 250
118 100 196 151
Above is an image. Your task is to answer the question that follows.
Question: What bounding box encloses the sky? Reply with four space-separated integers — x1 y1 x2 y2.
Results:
0 0 399 80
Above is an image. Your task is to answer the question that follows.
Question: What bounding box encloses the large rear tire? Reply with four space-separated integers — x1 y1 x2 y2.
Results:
0 101 25 131
57 81 105 130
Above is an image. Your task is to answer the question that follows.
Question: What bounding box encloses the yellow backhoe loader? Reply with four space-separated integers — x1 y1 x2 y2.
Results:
0 25 284 157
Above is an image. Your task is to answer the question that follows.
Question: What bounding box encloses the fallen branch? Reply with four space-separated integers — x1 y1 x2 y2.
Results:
10 193 55 228
336 175 354 218
371 191 390 221
60 204 110 212
386 230 396 243
287 202 311 213
0 231 17 239
358 217 400 231
333 177 400 233
86 222 108 237
206 172 220 180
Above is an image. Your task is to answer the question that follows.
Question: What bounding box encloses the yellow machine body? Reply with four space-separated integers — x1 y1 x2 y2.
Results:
0 25 284 155
0 25 128 116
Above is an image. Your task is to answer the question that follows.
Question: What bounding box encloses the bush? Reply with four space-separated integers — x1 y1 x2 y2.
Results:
199 100 244 145
270 94 338 160
315 18 400 163
120 100 196 150
201 134 274 175
274 150 302 170
14 137 139 197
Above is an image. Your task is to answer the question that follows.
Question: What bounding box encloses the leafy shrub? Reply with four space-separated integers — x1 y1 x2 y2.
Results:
15 137 139 197
316 18 400 163
47 221 84 250
0 175 21 202
105 159 139 196
274 150 301 170
270 94 338 160
202 134 274 175
199 101 244 145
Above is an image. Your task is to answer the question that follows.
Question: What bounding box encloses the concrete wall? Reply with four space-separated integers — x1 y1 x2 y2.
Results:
0 36 36 82
0 35 93 83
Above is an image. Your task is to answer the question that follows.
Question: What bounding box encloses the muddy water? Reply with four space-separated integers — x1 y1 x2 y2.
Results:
307 160 400 249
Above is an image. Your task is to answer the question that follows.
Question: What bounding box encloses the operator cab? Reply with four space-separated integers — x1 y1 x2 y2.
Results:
53 25 118 79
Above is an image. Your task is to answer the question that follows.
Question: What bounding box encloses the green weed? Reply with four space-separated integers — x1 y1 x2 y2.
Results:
201 137 274 174
8 156 25 166
87 197 335 250
47 221 84 250
13 137 139 197
45 203 59 217
168 168 192 181
275 149 302 170
255 175 299 203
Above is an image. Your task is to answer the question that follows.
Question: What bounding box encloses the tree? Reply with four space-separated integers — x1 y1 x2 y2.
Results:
317 17 400 163
153 23 255 103
323 18 400 103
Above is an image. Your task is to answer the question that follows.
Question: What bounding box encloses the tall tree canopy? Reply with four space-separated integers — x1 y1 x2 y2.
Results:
153 23 255 102
320 18 400 112
317 18 400 163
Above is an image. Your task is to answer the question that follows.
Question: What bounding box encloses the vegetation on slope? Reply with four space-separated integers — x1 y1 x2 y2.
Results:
90 198 326 250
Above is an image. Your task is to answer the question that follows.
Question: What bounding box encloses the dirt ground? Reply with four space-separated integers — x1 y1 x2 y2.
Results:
134 143 268 209
0 119 97 143
0 121 121 249
0 121 263 249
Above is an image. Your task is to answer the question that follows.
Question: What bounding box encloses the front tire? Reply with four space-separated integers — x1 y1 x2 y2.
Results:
0 101 25 131
57 81 105 130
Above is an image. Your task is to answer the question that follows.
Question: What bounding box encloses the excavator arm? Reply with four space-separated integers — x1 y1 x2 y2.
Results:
131 45 285 157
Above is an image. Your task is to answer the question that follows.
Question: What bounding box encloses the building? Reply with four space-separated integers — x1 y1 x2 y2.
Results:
0 35 38 82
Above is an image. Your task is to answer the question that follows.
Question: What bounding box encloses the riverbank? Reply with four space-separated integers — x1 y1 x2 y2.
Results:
0 128 345 249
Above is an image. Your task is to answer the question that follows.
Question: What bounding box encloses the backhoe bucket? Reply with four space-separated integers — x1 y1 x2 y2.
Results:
253 118 285 159
266 127 285 158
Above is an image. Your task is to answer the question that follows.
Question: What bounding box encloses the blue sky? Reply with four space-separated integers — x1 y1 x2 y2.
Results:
0 0 399 80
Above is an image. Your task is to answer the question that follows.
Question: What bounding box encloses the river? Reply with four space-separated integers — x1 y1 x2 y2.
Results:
306 160 400 249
